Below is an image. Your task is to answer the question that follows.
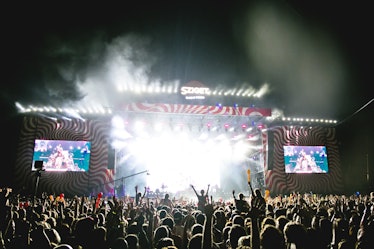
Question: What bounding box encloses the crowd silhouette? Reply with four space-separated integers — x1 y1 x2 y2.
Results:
1 185 374 249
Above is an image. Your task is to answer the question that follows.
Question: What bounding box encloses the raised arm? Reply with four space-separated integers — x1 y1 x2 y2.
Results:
139 186 147 205
191 184 198 196
206 184 210 196
134 185 140 206
249 196 261 249
202 204 214 249
232 189 237 200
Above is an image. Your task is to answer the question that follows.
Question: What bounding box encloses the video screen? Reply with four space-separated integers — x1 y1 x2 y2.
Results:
283 145 328 173
32 139 91 172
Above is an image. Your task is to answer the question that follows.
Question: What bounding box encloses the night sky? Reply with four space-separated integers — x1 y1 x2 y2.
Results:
1 1 373 189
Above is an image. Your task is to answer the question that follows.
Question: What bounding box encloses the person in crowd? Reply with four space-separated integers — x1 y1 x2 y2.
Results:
159 193 174 210
283 221 308 249
260 224 285 249
134 186 147 207
228 224 247 249
191 184 210 212
161 216 182 249
254 188 266 217
232 190 250 214
2 183 374 249
0 187 12 234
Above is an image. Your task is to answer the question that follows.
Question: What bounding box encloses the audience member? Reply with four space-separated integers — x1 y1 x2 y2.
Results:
190 184 210 212
1 185 373 249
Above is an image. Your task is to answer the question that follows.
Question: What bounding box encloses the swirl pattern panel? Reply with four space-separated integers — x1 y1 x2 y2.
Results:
122 103 271 116
265 126 344 194
13 115 343 197
13 116 115 197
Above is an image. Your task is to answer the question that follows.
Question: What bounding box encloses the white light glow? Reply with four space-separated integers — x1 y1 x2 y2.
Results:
112 123 262 193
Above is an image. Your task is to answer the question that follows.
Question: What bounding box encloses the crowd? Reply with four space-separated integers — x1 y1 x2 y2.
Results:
0 185 374 249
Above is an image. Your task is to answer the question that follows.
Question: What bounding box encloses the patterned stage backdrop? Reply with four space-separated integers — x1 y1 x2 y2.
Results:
13 112 343 197
265 126 344 195
13 116 115 197
12 103 272 198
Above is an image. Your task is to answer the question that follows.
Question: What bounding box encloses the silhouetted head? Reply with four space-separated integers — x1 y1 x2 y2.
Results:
260 224 285 249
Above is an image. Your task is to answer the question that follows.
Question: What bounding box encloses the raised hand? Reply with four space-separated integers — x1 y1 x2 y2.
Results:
204 203 214 218
249 196 266 219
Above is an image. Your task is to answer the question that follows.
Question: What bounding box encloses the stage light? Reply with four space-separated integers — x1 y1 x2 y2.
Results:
154 122 164 132
173 123 184 132
112 116 125 129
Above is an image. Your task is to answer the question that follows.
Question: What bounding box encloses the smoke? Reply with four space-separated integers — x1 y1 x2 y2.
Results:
77 34 155 108
35 30 188 113
12 1 357 121
31 32 147 109
242 2 349 117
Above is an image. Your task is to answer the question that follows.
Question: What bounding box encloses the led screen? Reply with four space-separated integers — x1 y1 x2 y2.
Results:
283 145 328 173
32 139 91 172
